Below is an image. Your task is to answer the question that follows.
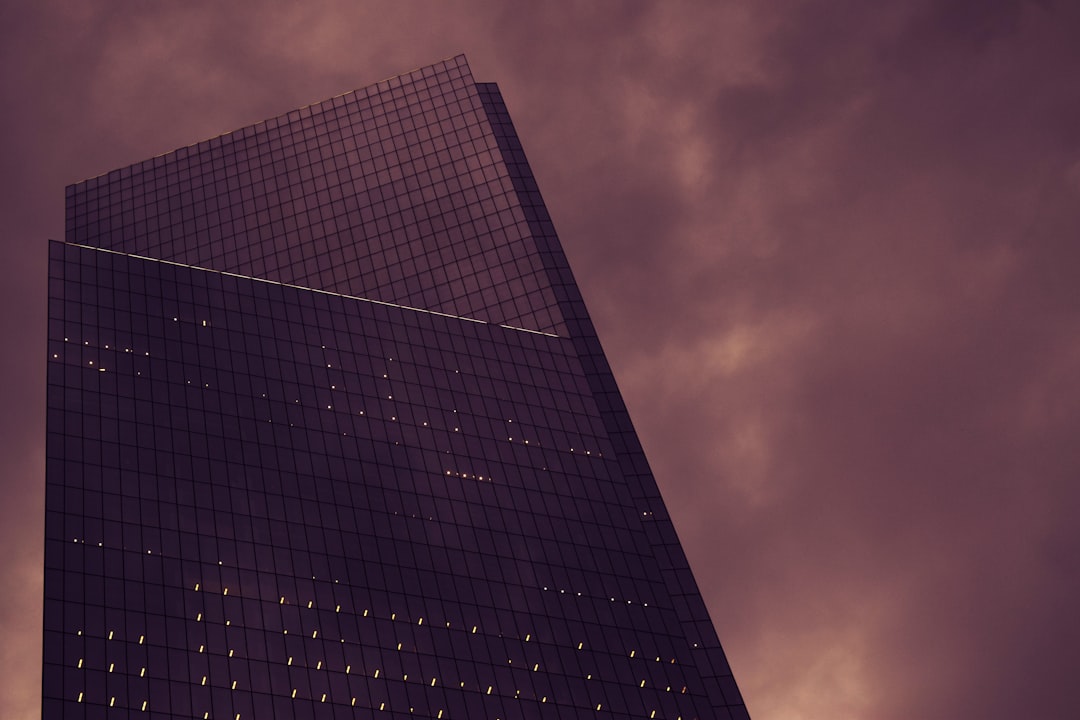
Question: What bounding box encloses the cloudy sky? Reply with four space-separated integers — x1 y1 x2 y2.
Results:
3 1 1079 718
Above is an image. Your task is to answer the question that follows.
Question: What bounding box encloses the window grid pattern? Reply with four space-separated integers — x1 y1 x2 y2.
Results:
45 55 750 720
65 56 566 336
46 242 718 718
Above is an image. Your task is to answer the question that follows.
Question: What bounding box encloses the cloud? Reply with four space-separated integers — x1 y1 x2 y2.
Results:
4 1 1080 718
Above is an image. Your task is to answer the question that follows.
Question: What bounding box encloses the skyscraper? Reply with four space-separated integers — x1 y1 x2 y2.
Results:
44 55 750 719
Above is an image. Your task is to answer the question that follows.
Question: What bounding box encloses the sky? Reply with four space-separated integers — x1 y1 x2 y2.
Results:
3 1 1079 718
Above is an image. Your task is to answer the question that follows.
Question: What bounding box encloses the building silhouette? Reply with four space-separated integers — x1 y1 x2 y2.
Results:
44 56 750 719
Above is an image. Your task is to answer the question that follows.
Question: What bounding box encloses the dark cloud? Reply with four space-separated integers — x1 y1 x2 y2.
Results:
4 2 1079 718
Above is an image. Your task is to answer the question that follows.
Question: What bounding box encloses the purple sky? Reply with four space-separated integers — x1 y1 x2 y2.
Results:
4 2 1080 718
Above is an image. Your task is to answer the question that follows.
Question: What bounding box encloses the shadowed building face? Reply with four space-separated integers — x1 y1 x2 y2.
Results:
44 55 749 719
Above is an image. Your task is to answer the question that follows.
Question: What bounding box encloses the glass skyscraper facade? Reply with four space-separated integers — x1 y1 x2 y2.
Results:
44 56 750 719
